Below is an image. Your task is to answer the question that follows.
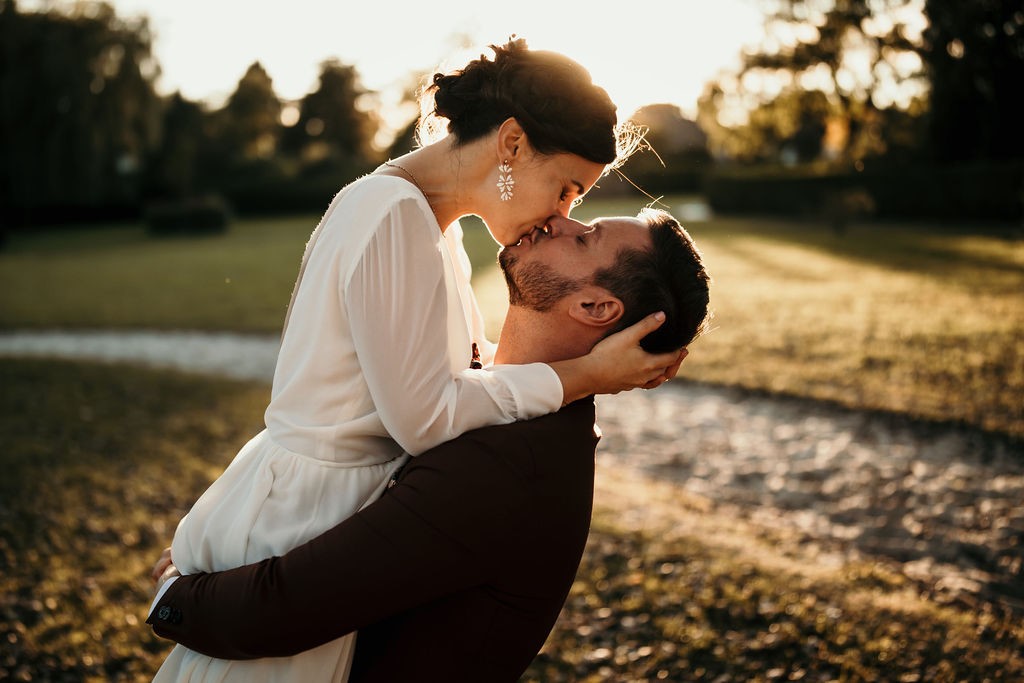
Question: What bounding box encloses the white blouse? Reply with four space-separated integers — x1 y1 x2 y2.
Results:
264 174 563 465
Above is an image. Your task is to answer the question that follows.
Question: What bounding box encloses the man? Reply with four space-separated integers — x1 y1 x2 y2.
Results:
148 208 712 682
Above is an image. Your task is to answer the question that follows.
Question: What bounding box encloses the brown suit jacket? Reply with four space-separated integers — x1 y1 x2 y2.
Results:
148 397 599 682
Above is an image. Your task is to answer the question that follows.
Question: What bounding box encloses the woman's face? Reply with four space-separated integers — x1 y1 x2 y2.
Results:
484 152 606 247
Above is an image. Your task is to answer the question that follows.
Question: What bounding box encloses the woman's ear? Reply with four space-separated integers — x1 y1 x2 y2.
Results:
496 117 526 161
567 287 624 329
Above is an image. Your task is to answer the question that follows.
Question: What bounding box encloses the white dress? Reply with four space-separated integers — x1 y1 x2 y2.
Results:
152 175 563 682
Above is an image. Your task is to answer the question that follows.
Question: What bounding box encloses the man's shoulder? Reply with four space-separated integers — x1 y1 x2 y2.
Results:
457 396 597 451
398 397 597 487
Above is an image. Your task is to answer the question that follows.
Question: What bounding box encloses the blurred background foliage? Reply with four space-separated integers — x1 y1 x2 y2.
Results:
2 1 1023 678
1 0 1022 232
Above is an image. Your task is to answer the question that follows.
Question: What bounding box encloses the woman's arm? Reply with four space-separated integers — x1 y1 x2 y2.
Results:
344 198 562 456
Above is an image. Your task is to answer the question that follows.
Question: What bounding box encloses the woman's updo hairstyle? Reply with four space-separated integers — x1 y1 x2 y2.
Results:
419 37 639 168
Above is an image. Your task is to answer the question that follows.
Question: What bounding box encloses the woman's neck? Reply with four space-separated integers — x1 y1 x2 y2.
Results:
391 138 488 230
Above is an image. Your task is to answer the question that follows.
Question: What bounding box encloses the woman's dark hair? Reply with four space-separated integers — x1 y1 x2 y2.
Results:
419 37 639 168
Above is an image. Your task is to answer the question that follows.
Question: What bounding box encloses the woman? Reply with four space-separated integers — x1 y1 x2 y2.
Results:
152 38 684 681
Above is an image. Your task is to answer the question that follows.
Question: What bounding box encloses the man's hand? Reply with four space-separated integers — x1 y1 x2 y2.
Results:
151 546 180 593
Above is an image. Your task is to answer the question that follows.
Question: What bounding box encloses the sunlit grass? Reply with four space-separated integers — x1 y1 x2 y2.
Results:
0 216 316 332
470 205 1024 439
674 217 1024 438
2 199 1022 436
2 359 1020 681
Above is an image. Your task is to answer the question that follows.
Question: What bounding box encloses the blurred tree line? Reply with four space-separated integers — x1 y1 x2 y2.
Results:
0 0 384 228
2 0 1021 229
1 0 160 225
696 0 1024 222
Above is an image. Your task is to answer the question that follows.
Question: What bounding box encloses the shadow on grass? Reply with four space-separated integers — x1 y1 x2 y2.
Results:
0 358 269 680
699 216 1024 287
1 359 1021 681
526 510 1024 682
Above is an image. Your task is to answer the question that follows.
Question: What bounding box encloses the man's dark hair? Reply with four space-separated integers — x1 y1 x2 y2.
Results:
592 208 712 353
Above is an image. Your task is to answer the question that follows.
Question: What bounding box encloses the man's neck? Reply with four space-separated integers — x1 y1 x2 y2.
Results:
493 307 595 366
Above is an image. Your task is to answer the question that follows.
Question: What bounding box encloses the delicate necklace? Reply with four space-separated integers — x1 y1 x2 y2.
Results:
383 161 426 196
383 160 441 220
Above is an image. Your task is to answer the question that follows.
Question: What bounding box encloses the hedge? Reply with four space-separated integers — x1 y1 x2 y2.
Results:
704 161 1024 222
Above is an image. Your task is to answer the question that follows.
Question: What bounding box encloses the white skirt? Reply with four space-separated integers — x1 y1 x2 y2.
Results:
153 429 407 683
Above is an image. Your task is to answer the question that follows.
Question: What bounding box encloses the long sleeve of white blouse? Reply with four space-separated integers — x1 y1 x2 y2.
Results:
344 195 562 456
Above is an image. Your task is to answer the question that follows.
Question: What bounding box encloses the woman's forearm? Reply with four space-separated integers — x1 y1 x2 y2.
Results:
548 356 600 406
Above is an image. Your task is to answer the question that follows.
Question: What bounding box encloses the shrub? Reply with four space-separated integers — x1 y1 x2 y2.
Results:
705 161 1024 222
145 195 232 236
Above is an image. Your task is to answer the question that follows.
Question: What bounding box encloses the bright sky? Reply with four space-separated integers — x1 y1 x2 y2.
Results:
61 0 766 133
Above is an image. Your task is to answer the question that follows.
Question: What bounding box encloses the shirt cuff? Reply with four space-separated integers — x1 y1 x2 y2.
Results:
488 362 563 419
148 575 179 619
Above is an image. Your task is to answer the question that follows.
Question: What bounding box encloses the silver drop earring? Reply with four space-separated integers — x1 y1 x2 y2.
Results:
497 160 514 201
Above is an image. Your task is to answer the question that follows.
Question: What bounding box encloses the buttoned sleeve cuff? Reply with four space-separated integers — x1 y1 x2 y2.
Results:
487 362 563 420
148 575 179 619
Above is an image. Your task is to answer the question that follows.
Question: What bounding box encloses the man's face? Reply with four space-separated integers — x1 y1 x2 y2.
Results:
498 215 652 312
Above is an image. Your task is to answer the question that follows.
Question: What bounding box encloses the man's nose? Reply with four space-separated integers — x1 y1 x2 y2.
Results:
546 215 588 238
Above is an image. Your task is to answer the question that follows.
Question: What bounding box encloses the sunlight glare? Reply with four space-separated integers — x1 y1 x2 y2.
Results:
88 0 764 128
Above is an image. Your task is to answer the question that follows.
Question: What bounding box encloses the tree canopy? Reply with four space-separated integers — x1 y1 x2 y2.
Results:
1 1 385 224
921 0 1024 161
699 0 1023 165
1 0 162 214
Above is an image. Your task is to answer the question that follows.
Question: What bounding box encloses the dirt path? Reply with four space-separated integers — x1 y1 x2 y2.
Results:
595 386 1023 615
3 329 1021 614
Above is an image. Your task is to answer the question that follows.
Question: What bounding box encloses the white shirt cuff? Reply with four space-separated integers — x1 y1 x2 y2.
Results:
148 575 179 618
489 362 563 419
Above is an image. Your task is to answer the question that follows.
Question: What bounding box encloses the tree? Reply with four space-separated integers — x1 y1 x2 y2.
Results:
699 85 837 163
623 104 710 192
0 1 161 219
920 0 1024 161
145 92 209 199
281 59 378 173
384 70 433 160
385 117 419 160
702 0 926 164
216 61 281 164
631 104 709 161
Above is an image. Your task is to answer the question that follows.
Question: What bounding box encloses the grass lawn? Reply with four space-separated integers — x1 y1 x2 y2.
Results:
2 195 1021 437
0 215 316 333
0 360 269 680
2 358 1021 682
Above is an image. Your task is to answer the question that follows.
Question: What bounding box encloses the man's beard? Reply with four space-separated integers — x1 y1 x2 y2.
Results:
498 248 584 312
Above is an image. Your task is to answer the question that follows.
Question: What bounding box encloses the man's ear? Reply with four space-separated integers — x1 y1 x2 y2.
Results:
496 117 527 161
567 287 624 329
